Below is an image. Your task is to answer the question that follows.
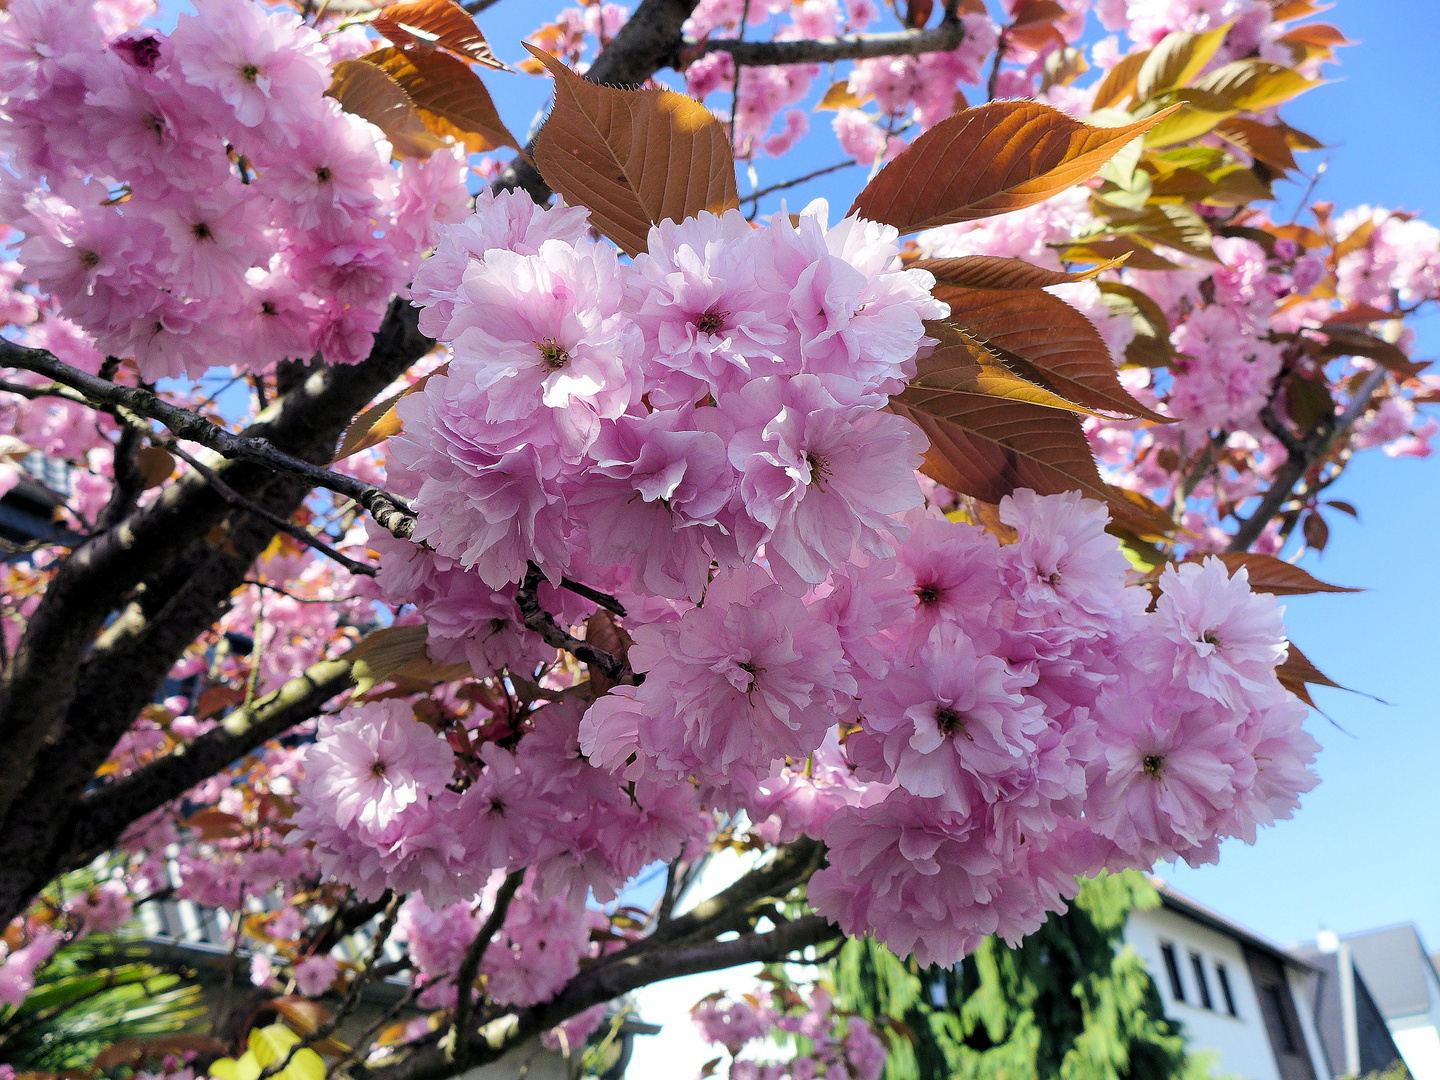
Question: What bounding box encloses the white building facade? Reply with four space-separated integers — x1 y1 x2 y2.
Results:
1125 881 1333 1080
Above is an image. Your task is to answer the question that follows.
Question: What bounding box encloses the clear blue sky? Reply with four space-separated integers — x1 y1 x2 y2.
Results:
470 0 1440 950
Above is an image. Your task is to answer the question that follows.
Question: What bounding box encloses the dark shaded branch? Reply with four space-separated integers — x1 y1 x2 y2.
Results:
516 563 628 682
165 442 377 578
688 17 964 66
0 340 418 544
449 870 525 1067
55 656 354 872
651 837 823 945
362 915 840 1080
1227 366 1387 552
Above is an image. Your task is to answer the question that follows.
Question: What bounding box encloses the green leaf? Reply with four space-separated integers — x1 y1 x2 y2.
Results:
1192 59 1322 111
1134 23 1232 101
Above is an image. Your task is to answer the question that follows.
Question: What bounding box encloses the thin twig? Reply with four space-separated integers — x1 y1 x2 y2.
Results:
0 341 419 542
449 869 525 1067
740 160 858 207
261 895 403 1079
166 442 378 578
986 28 1006 101
728 0 754 155
558 576 627 617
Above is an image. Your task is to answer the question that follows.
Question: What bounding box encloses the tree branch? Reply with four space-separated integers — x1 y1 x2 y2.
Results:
360 915 840 1080
687 18 965 66
516 563 628 682
1227 366 1387 552
51 656 354 876
448 870 524 1067
0 340 419 544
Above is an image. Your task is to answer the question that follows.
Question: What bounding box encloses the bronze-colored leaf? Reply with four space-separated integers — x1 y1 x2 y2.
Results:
1091 48 1149 110
135 446 175 488
935 285 1172 422
1333 216 1377 259
526 43 739 256
889 396 1169 535
1191 552 1360 595
906 321 1096 415
1317 324 1426 380
1193 59 1322 111
848 100 1177 233
1060 235 1183 271
327 59 448 158
815 80 868 110
585 609 634 696
1134 23 1232 102
362 46 518 152
372 0 509 69
1216 118 1299 174
913 254 1127 290
334 365 448 462
1276 640 1345 708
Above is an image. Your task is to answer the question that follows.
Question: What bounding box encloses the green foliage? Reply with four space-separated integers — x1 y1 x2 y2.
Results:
0 933 205 1070
831 872 1204 1080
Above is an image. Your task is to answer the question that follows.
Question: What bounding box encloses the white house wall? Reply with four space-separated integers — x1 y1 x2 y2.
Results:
1388 958 1440 1080
1126 905 1298 1080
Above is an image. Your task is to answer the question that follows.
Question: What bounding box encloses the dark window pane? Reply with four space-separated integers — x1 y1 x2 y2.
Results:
1191 953 1214 1010
1216 963 1238 1017
1161 942 1186 1003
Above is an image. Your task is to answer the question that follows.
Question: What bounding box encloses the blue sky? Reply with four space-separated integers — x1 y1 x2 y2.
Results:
473 0 1440 950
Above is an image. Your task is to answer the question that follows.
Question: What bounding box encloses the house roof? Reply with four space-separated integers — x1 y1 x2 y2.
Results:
1147 877 1321 973
1342 924 1439 1020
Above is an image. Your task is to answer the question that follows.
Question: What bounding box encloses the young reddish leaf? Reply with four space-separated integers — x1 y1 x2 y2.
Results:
269 996 332 1035
585 609 634 696
848 100 1177 233
1324 499 1358 519
327 59 448 158
135 446 175 488
526 44 739 256
1301 509 1330 552
371 0 509 69
1276 641 1346 708
1216 117 1300 173
1333 216 1377 260
1278 22 1351 49
912 254 1127 290
1316 324 1426 380
334 365 447 462
1009 0 1065 28
1192 552 1360 595
935 285 1172 422
1134 23 1232 102
902 0 933 29
186 808 247 840
1193 59 1322 111
888 395 1170 535
1321 303 1392 326
362 46 518 152
1091 48 1149 110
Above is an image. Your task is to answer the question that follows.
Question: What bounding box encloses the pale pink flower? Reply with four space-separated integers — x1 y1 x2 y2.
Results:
1153 557 1287 709
301 700 455 832
293 954 337 997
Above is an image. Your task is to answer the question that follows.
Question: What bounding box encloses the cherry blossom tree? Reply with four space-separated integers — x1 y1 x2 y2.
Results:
0 0 1434 1074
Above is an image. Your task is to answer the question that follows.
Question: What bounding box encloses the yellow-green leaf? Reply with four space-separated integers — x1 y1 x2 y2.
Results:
1134 22 1232 101
1193 59 1321 111
526 43 739 256
1091 48 1149 110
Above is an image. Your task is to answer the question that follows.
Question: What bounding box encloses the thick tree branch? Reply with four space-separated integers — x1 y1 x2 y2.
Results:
651 837 823 944
688 17 965 66
362 915 840 1080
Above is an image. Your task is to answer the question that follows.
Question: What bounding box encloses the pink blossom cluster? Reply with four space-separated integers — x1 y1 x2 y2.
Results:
289 695 710 912
316 189 1326 969
0 0 469 381
694 982 887 1080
